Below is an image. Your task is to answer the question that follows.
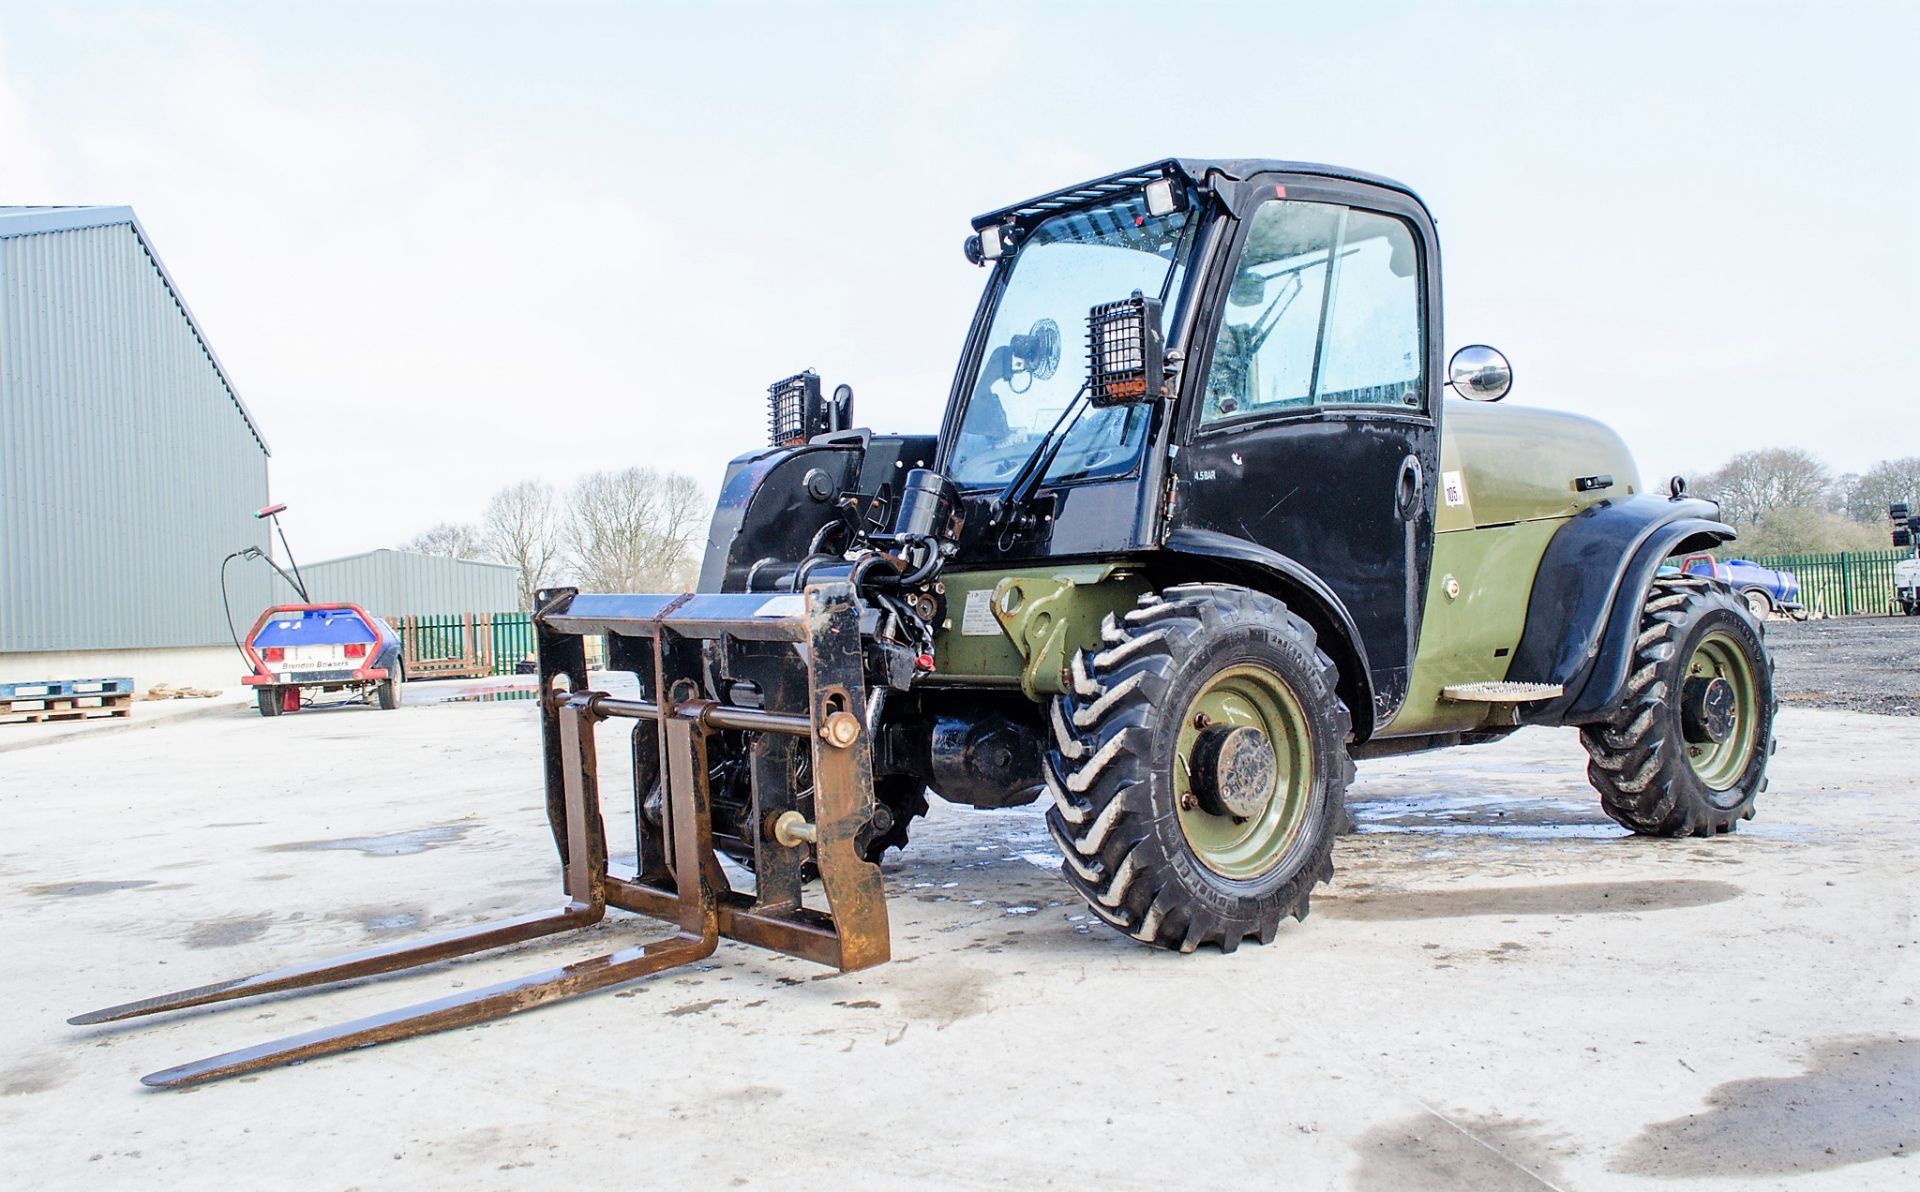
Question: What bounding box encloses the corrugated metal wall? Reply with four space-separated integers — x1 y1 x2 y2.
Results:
272 550 518 616
0 219 272 652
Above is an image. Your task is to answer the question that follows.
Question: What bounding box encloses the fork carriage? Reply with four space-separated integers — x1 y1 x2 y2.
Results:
73 584 890 1088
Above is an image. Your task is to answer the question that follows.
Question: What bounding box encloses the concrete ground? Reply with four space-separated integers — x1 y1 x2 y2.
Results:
1 695 1913 1190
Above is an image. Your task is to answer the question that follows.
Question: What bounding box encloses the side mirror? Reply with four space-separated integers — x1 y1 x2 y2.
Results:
1447 345 1512 402
1087 291 1165 406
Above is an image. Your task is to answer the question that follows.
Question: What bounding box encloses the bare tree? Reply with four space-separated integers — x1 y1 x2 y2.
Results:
1691 448 1832 527
1838 456 1920 524
401 521 486 559
482 480 563 610
564 468 706 593
1732 506 1884 557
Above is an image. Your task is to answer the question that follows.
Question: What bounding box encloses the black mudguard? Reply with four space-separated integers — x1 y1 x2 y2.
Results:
1511 494 1733 726
1160 527 1378 740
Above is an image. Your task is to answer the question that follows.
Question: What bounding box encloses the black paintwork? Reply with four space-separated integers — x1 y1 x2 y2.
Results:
698 434 938 593
1165 173 1444 726
1509 494 1732 725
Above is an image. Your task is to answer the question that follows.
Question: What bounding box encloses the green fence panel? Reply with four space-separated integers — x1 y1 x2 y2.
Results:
1741 548 1912 618
491 613 534 674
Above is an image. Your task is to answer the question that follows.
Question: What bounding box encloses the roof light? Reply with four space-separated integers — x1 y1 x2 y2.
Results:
1143 177 1185 217
979 223 1016 261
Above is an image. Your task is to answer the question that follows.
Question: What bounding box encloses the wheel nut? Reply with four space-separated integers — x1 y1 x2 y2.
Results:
1194 712 1212 729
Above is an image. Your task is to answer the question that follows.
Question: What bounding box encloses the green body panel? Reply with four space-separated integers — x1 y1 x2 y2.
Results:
1384 518 1565 735
932 564 1149 695
1384 401 1647 736
1435 400 1642 533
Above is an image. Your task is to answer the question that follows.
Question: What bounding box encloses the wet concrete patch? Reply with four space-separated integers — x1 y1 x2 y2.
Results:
266 824 471 857
356 910 424 934
445 690 538 704
1353 1112 1570 1190
1351 790 1623 840
1612 1035 1917 1177
1318 878 1742 921
24 880 156 897
1 1057 71 1097
181 912 274 949
665 998 726 1018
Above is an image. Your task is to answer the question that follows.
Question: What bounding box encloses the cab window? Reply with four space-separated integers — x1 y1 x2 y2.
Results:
1200 200 1423 424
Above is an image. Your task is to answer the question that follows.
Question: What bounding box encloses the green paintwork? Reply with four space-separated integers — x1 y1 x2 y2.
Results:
1385 519 1563 735
1383 400 1649 736
1435 399 1642 533
1685 630 1759 790
1174 663 1314 880
932 564 1149 695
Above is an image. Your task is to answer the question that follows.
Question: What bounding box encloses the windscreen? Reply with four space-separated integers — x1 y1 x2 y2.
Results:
948 194 1194 490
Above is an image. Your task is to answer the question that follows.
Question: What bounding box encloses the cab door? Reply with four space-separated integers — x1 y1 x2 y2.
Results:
1168 176 1442 724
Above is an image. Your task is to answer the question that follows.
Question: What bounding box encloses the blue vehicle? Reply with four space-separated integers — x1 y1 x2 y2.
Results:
241 603 404 716
1680 552 1805 620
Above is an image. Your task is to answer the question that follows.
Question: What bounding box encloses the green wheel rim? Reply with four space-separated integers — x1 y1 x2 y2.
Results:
1686 630 1759 792
1174 664 1313 880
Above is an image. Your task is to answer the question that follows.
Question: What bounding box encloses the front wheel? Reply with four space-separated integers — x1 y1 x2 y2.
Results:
1741 588 1773 620
1044 585 1352 953
1582 582 1777 835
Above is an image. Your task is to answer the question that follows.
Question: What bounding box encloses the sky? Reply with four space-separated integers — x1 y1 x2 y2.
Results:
1 1 1914 560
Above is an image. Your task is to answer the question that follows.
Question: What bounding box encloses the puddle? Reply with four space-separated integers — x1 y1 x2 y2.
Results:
23 880 156 897
1317 878 1742 921
445 690 538 703
357 910 423 933
267 824 471 857
1613 1035 1917 1177
1351 789 1624 840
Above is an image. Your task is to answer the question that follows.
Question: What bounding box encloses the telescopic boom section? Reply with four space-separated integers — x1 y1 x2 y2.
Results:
71 583 891 1088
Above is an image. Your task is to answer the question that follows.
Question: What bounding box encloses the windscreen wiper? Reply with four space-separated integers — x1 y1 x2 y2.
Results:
991 380 1090 524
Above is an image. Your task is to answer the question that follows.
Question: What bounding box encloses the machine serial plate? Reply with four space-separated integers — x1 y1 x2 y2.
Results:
961 589 1001 636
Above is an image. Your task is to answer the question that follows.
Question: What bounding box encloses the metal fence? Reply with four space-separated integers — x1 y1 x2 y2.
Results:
388 612 602 678
1740 548 1913 617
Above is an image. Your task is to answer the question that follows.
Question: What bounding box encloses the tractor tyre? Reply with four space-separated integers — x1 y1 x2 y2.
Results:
256 687 281 717
1581 581 1777 836
1043 584 1352 953
378 658 403 711
1740 587 1773 620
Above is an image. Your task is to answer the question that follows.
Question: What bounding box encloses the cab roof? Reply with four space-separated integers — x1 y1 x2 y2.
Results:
969 158 1427 230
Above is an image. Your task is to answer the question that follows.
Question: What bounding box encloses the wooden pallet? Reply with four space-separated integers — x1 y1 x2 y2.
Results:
1 691 134 725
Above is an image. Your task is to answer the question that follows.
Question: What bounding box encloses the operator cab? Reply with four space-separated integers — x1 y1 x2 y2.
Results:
942 158 1448 719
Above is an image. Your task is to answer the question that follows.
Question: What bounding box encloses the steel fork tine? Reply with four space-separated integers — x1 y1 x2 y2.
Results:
69 904 601 1026
141 928 716 1088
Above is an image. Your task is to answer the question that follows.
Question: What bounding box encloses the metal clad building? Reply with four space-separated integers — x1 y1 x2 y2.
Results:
1 206 272 681
274 550 518 616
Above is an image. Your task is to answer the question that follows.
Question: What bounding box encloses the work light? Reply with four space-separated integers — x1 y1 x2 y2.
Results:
1086 291 1165 406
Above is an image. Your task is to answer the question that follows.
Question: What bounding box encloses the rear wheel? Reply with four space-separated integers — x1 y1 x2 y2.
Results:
1741 587 1773 620
1582 582 1777 835
1044 585 1351 953
256 688 281 718
378 657 403 710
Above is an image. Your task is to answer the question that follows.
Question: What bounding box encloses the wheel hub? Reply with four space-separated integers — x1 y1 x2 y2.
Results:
1682 675 1736 744
1189 724 1276 818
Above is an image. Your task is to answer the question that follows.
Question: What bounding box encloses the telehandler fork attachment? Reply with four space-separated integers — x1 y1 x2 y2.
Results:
72 584 890 1088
